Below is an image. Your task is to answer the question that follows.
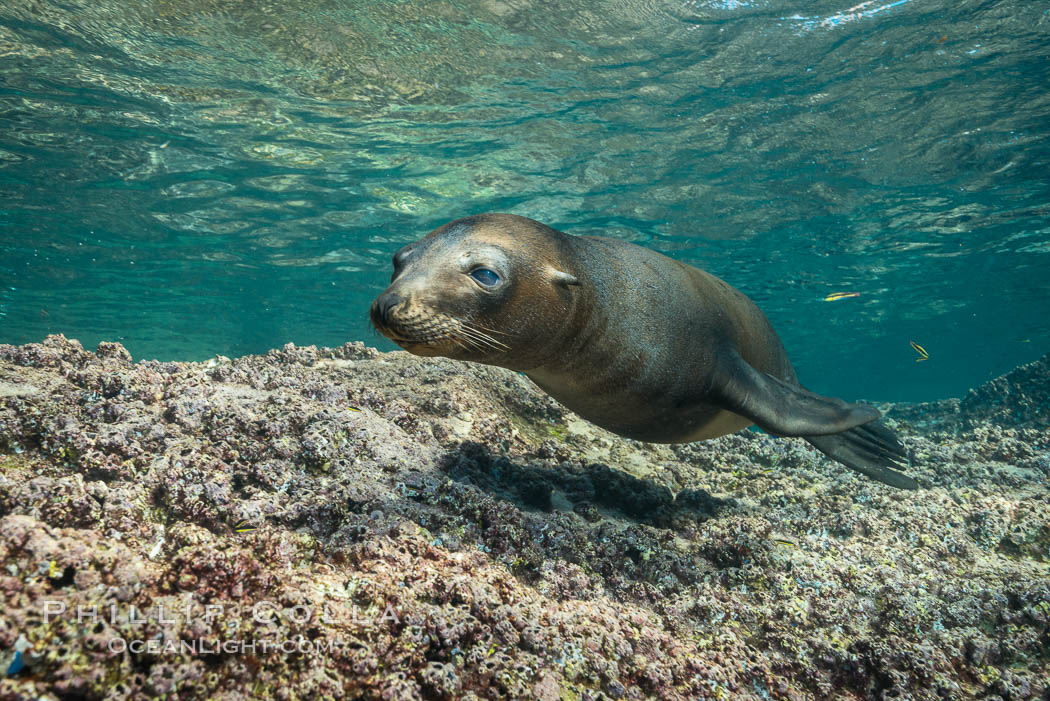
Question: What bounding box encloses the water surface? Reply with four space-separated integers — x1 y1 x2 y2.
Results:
1 0 1048 401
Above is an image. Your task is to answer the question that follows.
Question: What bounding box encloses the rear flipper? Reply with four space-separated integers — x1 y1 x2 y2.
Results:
710 348 920 489
805 421 919 490
711 350 881 437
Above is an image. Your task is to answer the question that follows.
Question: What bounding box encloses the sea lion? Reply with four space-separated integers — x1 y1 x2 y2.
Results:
369 213 918 489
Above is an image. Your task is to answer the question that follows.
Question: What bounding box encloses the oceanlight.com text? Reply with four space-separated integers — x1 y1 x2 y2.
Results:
107 637 350 656
38 599 404 656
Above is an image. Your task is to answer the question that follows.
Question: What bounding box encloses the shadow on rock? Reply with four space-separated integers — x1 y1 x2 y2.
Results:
441 441 733 528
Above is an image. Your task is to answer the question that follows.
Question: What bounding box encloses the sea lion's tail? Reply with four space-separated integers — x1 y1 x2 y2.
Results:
805 421 919 490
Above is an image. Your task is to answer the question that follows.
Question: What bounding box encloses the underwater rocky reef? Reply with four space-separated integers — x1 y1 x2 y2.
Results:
0 335 1047 700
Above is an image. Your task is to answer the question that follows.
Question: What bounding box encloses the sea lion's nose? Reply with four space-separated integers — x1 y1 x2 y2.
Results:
370 291 404 327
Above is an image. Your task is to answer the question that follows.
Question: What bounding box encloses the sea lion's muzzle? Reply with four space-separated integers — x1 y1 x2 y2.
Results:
369 288 457 354
369 290 423 346
369 281 511 359
369 291 404 331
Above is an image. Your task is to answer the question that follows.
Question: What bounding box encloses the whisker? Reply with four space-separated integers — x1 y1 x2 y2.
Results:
456 333 492 351
371 310 510 354
459 322 510 350
447 329 473 347
456 329 496 351
458 324 509 351
464 320 510 337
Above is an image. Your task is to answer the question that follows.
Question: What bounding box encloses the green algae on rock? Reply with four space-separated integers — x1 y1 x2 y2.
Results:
0 336 1047 699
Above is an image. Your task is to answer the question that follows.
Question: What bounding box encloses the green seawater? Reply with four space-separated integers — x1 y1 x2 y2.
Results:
0 0 1048 402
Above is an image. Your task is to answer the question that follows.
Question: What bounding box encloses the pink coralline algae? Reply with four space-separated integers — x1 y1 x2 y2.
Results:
0 334 1047 699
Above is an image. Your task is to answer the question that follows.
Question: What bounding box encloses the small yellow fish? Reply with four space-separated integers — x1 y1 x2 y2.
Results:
910 340 929 362
233 519 257 533
771 539 797 548
824 292 860 302
347 406 362 413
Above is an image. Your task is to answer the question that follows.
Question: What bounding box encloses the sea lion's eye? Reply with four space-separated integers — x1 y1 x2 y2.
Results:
391 246 415 281
469 268 501 287
393 246 413 269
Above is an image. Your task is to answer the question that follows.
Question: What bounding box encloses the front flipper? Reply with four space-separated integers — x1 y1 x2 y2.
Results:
711 350 879 437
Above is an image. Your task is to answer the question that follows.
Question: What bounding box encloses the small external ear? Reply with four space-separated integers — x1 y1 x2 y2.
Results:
548 269 580 287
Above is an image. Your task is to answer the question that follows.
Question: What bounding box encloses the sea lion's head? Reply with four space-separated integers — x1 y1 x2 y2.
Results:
369 213 580 370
